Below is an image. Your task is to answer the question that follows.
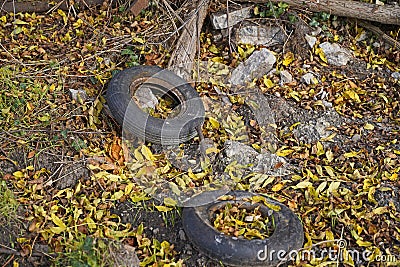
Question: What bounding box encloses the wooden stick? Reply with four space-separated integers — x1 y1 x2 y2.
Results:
357 20 400 50
167 0 211 81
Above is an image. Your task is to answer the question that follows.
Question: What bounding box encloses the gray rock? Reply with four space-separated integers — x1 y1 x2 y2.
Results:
280 70 293 84
244 89 277 148
372 42 381 48
319 42 352 66
311 27 322 36
304 34 317 48
391 72 400 80
134 86 158 109
351 134 361 142
69 89 88 102
225 140 259 164
322 100 333 108
235 24 285 46
112 244 140 267
230 48 276 86
292 109 344 144
224 140 291 175
301 72 317 85
179 229 187 241
355 31 368 42
210 6 253 29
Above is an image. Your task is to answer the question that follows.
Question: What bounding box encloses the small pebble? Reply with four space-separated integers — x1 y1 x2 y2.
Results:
244 215 254 222
351 134 361 142
179 229 187 241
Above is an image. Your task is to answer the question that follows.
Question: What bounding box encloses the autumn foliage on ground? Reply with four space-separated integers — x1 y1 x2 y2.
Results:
0 0 399 266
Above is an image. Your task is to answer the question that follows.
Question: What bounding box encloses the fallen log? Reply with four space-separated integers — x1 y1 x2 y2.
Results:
244 0 400 25
0 0 104 14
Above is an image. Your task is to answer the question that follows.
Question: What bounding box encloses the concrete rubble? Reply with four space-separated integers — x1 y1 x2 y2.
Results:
210 5 253 29
234 24 285 46
224 140 291 176
229 48 276 85
291 109 343 144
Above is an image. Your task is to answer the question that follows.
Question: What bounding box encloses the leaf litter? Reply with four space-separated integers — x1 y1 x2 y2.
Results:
0 1 399 266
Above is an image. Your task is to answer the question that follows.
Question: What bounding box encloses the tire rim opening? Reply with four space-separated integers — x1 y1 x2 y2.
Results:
210 201 276 240
130 77 184 119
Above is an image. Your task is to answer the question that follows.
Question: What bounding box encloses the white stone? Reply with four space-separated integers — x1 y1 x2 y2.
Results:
69 89 88 102
391 72 400 80
305 34 317 48
244 215 254 222
280 70 293 84
134 86 158 109
319 42 352 66
301 73 317 85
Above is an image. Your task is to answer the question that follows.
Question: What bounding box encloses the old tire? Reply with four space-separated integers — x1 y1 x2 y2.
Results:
182 190 304 267
106 66 205 145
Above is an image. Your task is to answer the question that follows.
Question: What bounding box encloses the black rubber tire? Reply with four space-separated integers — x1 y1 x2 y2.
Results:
106 66 205 145
182 190 304 267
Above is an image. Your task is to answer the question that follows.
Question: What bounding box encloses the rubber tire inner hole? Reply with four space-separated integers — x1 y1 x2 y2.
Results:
130 78 183 119
209 201 276 240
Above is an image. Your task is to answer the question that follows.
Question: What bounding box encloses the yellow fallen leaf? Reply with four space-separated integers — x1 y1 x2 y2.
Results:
51 213 66 229
316 142 324 156
344 90 361 103
316 181 327 194
276 149 294 157
164 197 177 207
356 240 372 247
208 117 220 129
272 183 284 192
388 173 398 181
125 182 135 195
324 166 335 177
327 181 341 194
344 151 359 158
373 207 387 215
368 187 377 204
364 123 374 130
50 227 65 234
206 147 220 154
13 171 25 178
155 205 173 212
325 150 334 162
208 44 219 54
282 52 294 66
294 181 312 189
325 230 335 241
141 145 155 161
263 77 275 88
112 190 124 200
85 217 96 230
